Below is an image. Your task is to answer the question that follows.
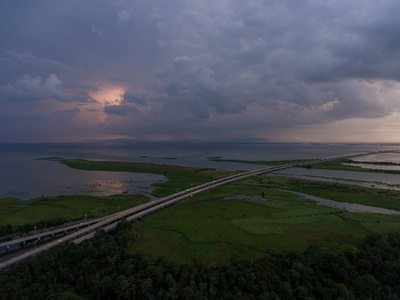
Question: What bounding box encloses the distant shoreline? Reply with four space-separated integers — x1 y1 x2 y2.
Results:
207 156 400 174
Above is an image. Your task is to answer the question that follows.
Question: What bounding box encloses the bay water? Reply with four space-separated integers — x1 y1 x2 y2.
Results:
1 142 400 200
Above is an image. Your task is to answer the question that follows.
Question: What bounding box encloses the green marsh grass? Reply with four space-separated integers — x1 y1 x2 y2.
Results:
127 184 400 263
239 175 400 210
0 194 147 237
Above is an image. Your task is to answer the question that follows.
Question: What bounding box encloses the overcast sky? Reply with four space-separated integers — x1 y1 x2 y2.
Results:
1 0 400 143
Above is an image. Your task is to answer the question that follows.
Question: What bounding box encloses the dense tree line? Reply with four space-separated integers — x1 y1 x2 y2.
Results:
1 221 400 299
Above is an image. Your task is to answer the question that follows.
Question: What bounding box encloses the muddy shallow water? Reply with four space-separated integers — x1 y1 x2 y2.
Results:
223 190 400 215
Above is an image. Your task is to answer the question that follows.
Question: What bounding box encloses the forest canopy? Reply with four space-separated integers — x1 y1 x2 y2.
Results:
1 221 400 299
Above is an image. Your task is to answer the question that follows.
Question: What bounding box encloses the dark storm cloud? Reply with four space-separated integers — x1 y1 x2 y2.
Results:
0 74 93 103
123 89 147 105
1 0 400 141
104 104 138 116
0 46 73 85
104 89 147 116
148 0 400 126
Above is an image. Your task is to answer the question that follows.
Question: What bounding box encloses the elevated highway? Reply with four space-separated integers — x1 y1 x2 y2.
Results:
0 216 109 255
0 150 390 271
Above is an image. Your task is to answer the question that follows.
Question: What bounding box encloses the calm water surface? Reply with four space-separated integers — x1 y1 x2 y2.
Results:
1 142 400 199
344 153 400 171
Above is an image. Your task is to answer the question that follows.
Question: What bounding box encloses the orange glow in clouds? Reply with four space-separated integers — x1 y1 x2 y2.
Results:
90 86 125 105
74 86 126 124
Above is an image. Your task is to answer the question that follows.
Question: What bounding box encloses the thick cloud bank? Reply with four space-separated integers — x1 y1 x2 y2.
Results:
1 0 400 142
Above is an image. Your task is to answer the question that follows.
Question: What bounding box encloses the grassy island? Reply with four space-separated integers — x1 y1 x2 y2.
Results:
0 158 234 239
54 158 234 197
207 156 400 174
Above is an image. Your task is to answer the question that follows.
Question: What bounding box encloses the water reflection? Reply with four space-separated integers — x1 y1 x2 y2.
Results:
0 152 166 200
344 163 400 171
352 152 400 164
274 167 400 191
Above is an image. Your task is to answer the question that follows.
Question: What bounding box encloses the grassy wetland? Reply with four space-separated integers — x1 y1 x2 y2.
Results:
55 158 233 197
0 194 148 239
2 158 400 263
0 158 233 239
127 182 400 263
